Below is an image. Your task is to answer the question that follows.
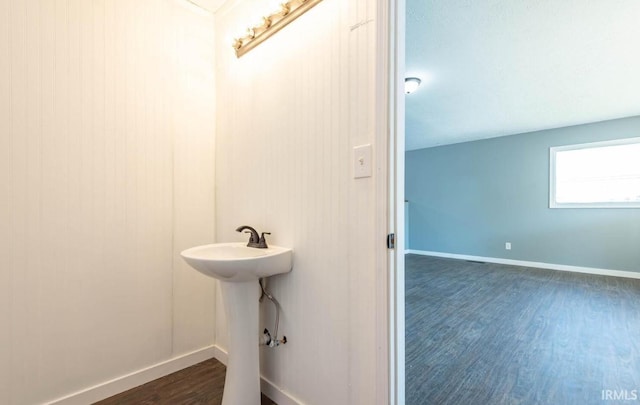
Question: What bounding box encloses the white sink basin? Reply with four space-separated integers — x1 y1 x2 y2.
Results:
180 242 292 282
181 241 293 404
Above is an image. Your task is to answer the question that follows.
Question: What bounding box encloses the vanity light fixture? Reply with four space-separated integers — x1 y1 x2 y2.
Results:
233 0 323 58
404 77 422 94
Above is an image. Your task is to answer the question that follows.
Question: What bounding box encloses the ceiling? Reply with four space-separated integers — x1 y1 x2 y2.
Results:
188 0 226 13
405 0 640 150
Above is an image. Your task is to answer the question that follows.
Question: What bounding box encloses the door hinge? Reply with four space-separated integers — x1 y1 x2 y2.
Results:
387 233 395 249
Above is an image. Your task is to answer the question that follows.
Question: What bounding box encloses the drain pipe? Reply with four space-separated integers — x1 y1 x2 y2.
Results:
259 277 287 347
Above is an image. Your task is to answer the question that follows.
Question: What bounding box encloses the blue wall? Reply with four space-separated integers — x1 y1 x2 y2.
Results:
406 116 640 272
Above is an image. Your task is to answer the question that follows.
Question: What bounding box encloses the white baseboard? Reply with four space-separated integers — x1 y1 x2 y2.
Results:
406 249 640 280
212 344 304 405
212 343 228 364
46 346 218 405
46 343 302 405
260 375 305 405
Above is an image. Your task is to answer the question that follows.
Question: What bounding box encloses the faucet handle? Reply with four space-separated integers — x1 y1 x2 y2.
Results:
258 232 271 248
244 230 259 243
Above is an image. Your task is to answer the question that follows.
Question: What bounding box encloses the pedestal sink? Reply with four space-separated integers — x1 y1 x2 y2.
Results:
180 242 293 405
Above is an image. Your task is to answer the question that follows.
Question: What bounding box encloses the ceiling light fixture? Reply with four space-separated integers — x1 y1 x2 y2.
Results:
232 0 324 58
404 77 422 94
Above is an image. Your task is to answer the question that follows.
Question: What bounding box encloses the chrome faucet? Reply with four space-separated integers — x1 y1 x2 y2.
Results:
236 225 270 248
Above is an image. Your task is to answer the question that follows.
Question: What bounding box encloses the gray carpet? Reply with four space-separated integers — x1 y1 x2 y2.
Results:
405 254 640 405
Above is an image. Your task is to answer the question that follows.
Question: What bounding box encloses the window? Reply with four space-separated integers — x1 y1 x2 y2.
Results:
550 137 640 208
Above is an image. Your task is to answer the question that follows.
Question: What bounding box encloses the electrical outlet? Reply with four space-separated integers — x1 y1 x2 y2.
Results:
505 242 512 250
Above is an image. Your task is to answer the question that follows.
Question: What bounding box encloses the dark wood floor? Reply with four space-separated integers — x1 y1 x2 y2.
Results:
405 254 640 405
95 358 277 405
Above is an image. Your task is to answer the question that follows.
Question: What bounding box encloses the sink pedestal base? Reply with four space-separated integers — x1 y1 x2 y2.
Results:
220 280 261 405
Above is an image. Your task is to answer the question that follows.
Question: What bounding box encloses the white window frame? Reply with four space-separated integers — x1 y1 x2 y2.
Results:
550 137 640 209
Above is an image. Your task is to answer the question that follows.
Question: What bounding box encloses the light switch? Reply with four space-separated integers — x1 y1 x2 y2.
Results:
353 144 372 179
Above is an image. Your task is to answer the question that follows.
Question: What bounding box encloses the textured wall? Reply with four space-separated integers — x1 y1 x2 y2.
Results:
0 1 216 403
406 116 640 272
214 0 381 403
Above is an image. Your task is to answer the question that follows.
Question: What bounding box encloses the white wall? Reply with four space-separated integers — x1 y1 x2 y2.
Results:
0 1 216 403
214 0 381 403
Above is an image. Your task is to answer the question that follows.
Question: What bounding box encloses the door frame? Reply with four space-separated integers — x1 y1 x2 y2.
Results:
374 0 405 403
